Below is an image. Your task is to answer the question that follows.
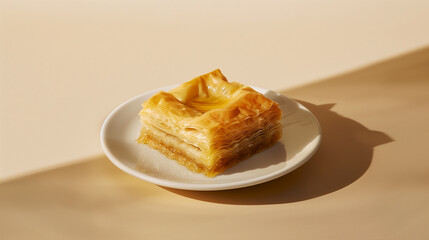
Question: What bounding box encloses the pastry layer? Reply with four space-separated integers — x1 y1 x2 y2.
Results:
137 69 282 177
137 120 282 177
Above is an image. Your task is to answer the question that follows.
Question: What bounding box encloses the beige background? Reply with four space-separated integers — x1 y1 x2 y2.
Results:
1 0 429 181
1 1 429 239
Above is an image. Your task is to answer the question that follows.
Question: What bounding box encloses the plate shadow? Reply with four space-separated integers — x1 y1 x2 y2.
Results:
164 100 393 204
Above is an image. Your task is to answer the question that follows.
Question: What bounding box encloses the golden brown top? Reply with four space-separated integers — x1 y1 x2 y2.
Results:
140 69 280 134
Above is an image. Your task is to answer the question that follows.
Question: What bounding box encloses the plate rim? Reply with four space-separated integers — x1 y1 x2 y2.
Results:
100 86 321 191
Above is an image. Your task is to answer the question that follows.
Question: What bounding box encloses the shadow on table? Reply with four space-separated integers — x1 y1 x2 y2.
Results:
165 100 393 204
165 44 429 205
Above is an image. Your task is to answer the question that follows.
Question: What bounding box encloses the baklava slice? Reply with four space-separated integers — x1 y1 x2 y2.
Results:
137 69 282 177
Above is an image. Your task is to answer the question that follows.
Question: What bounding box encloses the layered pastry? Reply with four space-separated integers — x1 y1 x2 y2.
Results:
137 69 282 177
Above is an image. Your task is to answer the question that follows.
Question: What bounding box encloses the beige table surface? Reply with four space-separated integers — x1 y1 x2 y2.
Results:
2 1 429 239
1 46 429 239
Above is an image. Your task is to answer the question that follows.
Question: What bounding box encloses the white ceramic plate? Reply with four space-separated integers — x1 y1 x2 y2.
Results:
100 86 321 191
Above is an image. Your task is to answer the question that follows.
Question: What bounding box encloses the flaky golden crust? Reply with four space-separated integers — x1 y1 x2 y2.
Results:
138 121 282 177
137 69 282 177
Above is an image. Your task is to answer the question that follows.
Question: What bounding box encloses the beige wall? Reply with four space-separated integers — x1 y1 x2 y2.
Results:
1 0 429 181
